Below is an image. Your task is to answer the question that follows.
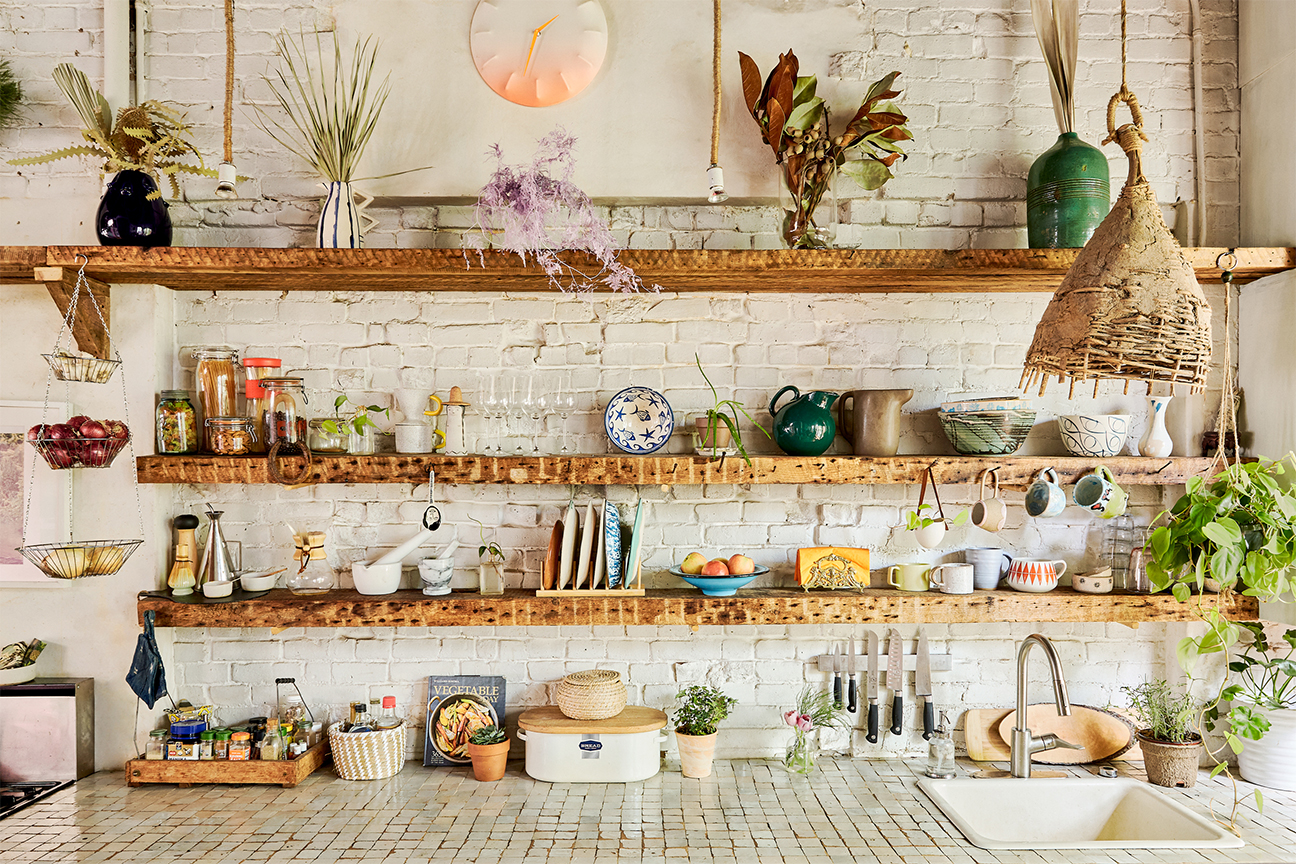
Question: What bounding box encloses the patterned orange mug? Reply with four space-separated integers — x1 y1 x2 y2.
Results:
1004 558 1067 593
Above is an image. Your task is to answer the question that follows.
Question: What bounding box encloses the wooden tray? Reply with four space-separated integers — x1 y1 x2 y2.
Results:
964 706 1140 764
125 739 330 787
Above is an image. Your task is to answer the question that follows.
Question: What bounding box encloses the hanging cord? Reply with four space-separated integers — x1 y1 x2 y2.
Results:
214 0 238 197
706 0 728 202
1102 0 1150 186
1209 251 1240 468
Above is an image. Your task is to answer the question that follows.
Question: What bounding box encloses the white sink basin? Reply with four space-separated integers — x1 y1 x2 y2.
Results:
918 777 1243 850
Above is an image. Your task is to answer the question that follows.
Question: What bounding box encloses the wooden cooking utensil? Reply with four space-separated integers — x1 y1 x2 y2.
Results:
542 521 562 591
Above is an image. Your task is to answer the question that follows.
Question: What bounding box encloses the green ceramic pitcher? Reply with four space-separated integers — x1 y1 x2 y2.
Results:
769 386 839 456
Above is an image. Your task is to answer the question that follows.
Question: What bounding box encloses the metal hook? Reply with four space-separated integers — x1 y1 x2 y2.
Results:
1215 249 1238 272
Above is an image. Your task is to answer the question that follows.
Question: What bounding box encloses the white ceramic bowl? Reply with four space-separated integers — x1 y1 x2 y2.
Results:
0 664 38 686
202 579 234 598
1059 414 1130 457
352 561 402 595
239 571 279 592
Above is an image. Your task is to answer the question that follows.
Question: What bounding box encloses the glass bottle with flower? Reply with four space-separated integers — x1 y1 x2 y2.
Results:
738 51 913 249
783 684 848 774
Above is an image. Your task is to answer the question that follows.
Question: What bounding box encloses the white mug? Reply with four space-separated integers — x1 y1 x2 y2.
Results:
964 547 1012 590
970 469 1008 532
929 563 974 595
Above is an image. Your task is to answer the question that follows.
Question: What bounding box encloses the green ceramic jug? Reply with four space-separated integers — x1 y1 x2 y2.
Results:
769 386 839 456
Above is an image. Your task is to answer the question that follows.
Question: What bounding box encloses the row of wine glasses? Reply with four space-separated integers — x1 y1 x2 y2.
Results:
477 373 576 455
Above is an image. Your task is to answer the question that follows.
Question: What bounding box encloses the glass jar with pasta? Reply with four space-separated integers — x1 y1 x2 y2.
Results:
192 347 239 452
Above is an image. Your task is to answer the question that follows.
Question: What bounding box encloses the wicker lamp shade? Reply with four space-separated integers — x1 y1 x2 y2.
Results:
1021 89 1212 398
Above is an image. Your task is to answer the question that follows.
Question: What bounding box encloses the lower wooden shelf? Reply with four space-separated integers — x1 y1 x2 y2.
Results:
136 587 1257 629
125 739 330 787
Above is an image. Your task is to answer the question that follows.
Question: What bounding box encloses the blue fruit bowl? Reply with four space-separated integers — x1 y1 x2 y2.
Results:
672 565 769 597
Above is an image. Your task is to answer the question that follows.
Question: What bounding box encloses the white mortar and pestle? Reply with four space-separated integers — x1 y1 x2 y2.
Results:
352 524 448 595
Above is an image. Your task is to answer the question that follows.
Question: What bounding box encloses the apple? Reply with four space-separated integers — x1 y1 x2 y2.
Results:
701 559 730 577
680 552 708 575
79 419 107 439
727 554 756 575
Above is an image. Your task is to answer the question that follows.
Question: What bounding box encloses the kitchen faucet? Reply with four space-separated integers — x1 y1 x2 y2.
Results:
1011 634 1081 778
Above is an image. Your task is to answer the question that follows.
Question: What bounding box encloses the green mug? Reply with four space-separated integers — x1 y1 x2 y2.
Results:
887 562 931 592
1074 465 1128 518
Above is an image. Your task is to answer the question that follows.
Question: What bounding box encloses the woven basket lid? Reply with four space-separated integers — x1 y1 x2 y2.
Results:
561 669 622 688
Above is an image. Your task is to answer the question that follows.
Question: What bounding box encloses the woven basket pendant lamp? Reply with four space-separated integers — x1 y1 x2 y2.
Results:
1021 2 1212 397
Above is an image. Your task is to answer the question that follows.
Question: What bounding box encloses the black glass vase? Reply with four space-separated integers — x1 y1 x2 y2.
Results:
96 170 173 246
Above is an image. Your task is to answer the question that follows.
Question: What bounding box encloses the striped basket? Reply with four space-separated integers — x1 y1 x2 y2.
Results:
328 721 406 780
556 669 627 720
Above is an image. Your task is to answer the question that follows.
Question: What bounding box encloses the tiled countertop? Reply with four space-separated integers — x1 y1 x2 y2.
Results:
2 758 1293 863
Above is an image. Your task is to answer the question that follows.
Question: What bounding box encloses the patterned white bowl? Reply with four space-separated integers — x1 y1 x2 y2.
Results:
1059 414 1129 457
604 387 674 454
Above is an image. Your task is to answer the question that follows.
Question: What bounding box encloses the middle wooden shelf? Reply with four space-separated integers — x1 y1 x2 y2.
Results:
135 453 1217 486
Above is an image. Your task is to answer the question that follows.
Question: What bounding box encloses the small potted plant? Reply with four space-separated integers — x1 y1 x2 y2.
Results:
672 685 738 779
1123 679 1204 788
471 516 505 595
1212 623 1296 791
318 394 389 455
905 504 969 550
693 355 771 466
465 724 510 781
783 685 848 774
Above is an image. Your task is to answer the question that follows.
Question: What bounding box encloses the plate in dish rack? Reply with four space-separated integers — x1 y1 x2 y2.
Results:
604 387 674 454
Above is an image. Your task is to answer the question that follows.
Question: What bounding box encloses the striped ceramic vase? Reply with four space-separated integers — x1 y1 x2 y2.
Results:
316 181 364 249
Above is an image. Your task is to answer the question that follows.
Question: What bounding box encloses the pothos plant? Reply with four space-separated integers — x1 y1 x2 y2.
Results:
1206 622 1296 750
904 505 970 532
320 395 389 438
470 516 505 567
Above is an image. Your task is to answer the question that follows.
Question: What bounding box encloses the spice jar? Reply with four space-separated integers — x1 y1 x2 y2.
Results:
213 728 231 760
145 729 167 760
228 731 252 761
242 358 281 454
193 347 239 451
156 390 198 454
288 531 335 595
198 730 215 760
206 416 257 455
261 377 309 453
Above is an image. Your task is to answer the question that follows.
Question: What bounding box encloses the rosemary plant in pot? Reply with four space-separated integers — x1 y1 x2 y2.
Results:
1123 679 1205 788
1214 623 1296 792
672 685 737 778
465 724 510 782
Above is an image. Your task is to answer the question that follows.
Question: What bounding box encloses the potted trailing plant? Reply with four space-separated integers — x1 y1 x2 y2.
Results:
783 685 848 774
465 724 511 781
470 516 505 595
1211 623 1296 792
693 355 771 465
905 504 969 550
319 395 389 455
738 51 912 248
672 685 738 779
9 63 215 246
1123 679 1205 788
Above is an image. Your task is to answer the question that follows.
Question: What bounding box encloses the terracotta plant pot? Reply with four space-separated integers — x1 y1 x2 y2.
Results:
466 738 511 782
1136 731 1203 788
694 416 732 449
675 729 717 778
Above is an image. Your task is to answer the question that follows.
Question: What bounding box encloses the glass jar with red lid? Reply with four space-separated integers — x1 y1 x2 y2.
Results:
242 357 281 454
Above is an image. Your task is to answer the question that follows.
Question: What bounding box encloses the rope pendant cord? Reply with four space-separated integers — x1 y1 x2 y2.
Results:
223 0 234 164
1211 251 1240 468
711 0 721 166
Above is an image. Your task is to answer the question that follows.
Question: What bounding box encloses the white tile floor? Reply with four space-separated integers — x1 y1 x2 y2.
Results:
1 759 1292 863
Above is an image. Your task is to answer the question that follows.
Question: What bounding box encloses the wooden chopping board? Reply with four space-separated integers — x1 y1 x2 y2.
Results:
541 521 562 590
964 705 1140 764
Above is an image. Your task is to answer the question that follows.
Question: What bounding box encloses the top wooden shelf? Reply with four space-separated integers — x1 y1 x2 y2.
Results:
4 246 1292 293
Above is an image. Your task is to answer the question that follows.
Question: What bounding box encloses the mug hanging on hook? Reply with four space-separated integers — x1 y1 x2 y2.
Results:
423 469 442 531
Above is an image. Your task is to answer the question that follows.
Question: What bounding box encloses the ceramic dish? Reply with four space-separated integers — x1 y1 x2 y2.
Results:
937 408 1036 455
1059 414 1130 457
201 579 234 598
0 664 38 686
672 565 769 597
604 386 674 454
604 501 622 587
940 397 1031 414
239 570 279 592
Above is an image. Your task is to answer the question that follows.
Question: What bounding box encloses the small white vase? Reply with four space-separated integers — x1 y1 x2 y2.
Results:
317 181 376 248
1139 396 1174 457
1237 705 1296 791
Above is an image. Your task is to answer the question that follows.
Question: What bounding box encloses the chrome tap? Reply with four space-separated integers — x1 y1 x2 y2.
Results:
1010 634 1081 778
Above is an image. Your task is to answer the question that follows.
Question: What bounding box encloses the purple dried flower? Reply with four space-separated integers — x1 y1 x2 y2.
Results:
466 127 656 294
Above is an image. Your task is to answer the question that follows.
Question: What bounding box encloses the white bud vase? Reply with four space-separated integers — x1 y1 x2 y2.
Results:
1139 395 1174 457
317 181 376 248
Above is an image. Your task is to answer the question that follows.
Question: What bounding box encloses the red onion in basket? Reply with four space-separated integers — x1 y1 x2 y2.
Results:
46 423 75 440
79 420 108 439
67 415 91 430
104 420 130 440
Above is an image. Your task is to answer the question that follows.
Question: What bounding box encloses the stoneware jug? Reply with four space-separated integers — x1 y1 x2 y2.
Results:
770 386 839 457
837 389 914 456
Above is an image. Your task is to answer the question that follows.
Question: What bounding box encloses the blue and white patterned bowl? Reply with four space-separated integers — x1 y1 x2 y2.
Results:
1059 414 1129 457
604 387 674 454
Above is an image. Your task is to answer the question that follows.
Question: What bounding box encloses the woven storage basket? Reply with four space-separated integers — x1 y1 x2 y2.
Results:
328 721 406 780
556 669 627 720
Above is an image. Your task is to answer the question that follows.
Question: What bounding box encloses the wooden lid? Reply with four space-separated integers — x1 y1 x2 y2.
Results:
519 705 666 734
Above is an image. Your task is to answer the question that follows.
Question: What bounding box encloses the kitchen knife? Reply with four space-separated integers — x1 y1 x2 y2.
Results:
846 637 857 713
916 628 934 740
866 630 880 744
831 645 842 708
887 628 903 736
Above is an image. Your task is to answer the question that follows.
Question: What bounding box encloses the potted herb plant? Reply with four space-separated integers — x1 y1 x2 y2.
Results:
1212 623 1296 792
465 724 510 781
318 395 389 455
783 685 848 774
693 355 771 466
1123 679 1205 788
471 516 505 595
672 685 738 779
905 505 969 550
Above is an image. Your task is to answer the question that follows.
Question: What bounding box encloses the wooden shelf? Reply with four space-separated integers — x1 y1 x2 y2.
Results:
136 588 1258 629
1 246 1289 293
135 453 1221 486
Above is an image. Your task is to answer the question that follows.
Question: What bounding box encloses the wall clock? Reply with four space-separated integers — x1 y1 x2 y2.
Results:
470 0 609 107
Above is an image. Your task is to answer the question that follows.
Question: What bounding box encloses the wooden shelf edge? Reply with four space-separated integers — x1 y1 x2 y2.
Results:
135 454 1222 486
136 588 1258 629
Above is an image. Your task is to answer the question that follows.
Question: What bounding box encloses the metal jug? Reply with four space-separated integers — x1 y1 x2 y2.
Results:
769 386 839 456
197 507 240 586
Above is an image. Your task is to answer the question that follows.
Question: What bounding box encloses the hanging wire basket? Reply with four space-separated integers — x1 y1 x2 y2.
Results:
17 539 143 579
42 351 121 384
31 432 131 470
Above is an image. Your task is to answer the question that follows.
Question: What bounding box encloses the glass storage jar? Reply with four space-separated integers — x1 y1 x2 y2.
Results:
145 729 166 760
206 417 257 455
213 728 231 760
192 347 239 451
261 377 309 453
228 731 252 760
288 530 335 595
308 418 347 453
242 357 281 454
156 390 198 454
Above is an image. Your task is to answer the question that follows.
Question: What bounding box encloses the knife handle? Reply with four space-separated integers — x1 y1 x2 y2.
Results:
866 702 879 744
833 673 842 709
890 694 903 736
922 700 935 740
847 677 857 713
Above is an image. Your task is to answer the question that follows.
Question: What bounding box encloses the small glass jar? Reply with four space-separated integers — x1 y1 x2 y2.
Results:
228 731 252 761
156 390 198 455
145 729 167 760
288 531 335 595
347 417 375 455
193 347 239 451
925 711 956 778
308 418 347 453
198 730 215 760
213 728 231 760
261 377 309 453
206 416 257 455
242 358 281 454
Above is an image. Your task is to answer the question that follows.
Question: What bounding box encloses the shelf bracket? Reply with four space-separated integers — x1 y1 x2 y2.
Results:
35 266 112 359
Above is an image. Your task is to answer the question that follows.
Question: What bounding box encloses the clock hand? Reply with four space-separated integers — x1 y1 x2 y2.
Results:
523 15 560 77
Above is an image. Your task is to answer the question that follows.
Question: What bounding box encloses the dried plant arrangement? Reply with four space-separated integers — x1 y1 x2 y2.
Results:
0 58 23 129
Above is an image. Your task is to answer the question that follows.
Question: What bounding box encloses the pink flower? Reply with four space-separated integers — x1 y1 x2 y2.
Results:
783 710 799 727
796 714 815 733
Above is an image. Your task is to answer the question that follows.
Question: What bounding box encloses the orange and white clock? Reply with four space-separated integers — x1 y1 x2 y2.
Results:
470 0 609 107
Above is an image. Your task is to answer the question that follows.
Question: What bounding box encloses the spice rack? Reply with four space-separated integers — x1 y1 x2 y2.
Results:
124 738 330 788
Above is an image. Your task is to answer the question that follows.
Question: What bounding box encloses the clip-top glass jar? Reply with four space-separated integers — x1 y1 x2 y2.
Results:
261 377 309 453
242 357 281 454
192 347 239 451
156 390 198 454
206 417 257 455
